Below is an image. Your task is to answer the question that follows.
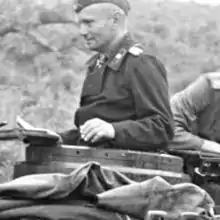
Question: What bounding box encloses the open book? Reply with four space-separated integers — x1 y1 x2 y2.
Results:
0 116 61 146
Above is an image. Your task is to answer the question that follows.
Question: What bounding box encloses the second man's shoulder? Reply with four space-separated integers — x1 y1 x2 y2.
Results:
205 72 220 90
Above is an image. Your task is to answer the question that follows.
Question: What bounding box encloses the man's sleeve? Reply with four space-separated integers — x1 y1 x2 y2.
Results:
169 75 211 151
111 55 174 151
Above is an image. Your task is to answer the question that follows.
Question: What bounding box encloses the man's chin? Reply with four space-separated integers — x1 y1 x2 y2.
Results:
85 42 100 51
86 45 98 51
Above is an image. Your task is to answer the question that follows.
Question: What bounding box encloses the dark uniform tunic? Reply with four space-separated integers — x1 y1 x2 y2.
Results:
61 35 173 151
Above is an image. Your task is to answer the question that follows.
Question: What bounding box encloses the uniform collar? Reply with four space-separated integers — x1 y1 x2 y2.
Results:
106 34 133 60
106 34 135 71
86 53 100 70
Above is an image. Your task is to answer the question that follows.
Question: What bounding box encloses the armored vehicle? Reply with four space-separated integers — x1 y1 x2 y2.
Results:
11 116 191 183
14 144 191 184
1 118 220 219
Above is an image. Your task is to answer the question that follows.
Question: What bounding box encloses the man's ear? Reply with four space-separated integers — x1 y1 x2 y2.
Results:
112 12 121 24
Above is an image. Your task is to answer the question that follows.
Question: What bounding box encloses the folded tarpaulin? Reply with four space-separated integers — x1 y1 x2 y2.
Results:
0 162 215 220
0 201 129 220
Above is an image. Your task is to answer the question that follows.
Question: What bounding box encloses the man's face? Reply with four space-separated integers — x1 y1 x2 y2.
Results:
75 4 116 52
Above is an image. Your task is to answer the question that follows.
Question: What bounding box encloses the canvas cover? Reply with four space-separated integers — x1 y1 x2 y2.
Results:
0 162 214 220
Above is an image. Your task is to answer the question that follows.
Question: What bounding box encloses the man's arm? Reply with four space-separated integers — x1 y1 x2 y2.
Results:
111 55 174 151
169 75 215 151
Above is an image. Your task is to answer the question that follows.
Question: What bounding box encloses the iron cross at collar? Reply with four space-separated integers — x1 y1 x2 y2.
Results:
96 54 107 69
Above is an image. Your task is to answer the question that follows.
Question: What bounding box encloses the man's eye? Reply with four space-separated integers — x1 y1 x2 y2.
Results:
78 20 93 27
85 20 92 25
82 20 92 25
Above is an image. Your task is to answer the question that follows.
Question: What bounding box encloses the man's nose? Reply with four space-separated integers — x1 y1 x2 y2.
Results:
79 24 88 36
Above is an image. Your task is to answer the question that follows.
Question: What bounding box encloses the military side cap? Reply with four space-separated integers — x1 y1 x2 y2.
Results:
73 0 130 14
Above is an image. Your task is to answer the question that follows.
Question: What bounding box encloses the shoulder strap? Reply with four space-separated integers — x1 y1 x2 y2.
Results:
128 44 143 56
108 44 143 71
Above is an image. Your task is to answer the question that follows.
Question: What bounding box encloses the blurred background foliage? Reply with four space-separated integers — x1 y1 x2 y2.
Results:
0 0 219 180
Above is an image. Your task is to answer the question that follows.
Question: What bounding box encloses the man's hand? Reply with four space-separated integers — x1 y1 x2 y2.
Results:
202 140 220 155
80 118 115 143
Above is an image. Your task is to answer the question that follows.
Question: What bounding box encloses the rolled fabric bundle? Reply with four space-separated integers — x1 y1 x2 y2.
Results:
96 176 214 219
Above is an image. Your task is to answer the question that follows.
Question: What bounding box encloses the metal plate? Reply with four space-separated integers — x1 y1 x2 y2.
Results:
13 161 191 184
26 145 184 172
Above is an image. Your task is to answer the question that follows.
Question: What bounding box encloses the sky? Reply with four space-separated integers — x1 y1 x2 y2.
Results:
173 0 220 5
37 0 220 8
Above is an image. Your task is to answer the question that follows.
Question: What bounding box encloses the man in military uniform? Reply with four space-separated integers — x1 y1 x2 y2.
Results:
170 72 220 153
59 0 174 151
169 72 220 204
